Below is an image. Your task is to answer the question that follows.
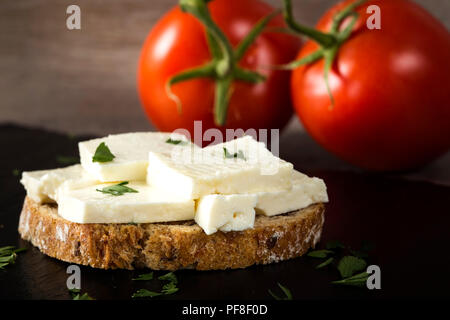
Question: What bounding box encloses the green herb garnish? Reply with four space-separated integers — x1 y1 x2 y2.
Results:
132 272 154 281
306 240 376 288
92 142 115 163
132 272 179 299
0 246 26 269
73 292 94 300
223 147 246 160
12 169 20 177
166 138 188 146
315 257 334 269
307 249 334 258
331 271 369 287
132 289 162 298
161 281 179 295
69 289 95 300
268 283 292 300
158 272 178 284
337 255 367 278
96 182 138 196
56 155 79 165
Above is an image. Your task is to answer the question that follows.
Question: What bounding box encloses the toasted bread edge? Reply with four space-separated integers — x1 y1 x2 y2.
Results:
18 197 325 270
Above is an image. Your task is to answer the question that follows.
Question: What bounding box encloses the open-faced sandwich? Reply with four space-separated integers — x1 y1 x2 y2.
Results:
18 133 328 270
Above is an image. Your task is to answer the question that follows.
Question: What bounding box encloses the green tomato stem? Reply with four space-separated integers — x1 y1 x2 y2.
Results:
279 0 368 105
337 12 359 42
274 48 324 70
234 10 281 61
167 0 280 126
331 0 366 33
323 47 338 106
233 67 266 83
282 0 337 48
206 30 223 59
180 0 234 75
214 76 233 126
166 61 216 114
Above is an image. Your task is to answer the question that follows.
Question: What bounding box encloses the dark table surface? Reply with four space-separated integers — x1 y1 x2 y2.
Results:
1 124 449 300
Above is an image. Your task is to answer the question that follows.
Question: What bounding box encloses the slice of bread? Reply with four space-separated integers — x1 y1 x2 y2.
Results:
18 197 325 270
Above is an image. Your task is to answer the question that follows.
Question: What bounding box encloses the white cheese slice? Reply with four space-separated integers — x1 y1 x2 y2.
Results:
256 170 329 216
20 165 97 204
195 194 257 235
146 136 293 199
203 136 289 176
57 182 195 223
79 132 194 182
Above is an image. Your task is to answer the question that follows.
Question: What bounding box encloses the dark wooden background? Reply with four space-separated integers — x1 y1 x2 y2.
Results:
1 0 449 136
0 0 449 184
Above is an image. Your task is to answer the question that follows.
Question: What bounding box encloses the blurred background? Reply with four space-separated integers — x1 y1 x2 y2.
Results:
1 0 449 135
1 0 449 183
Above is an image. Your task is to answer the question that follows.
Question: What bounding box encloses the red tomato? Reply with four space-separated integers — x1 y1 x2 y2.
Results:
292 0 450 171
138 0 301 137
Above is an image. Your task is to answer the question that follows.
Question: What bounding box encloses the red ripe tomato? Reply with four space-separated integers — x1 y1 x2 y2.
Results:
291 0 450 171
138 0 301 136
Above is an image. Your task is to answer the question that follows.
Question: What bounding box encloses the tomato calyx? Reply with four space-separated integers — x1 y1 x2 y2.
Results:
281 0 367 104
166 0 279 126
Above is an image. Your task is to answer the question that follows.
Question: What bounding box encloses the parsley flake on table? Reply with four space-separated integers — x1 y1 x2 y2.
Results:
0 246 26 269
305 240 376 288
132 289 162 298
132 272 179 299
307 249 334 258
331 271 369 287
132 272 154 281
315 257 334 269
161 282 179 295
158 272 178 284
337 255 367 278
268 283 293 300
92 142 115 162
69 289 95 300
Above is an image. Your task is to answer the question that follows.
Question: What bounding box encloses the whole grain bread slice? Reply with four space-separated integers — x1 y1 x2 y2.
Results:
18 197 325 270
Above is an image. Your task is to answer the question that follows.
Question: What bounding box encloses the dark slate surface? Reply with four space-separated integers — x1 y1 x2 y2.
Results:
0 124 449 300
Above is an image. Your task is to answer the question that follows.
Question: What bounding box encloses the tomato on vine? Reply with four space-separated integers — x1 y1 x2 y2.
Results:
138 0 301 137
284 0 450 171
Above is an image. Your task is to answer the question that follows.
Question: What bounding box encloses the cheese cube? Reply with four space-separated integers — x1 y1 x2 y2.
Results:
57 182 195 223
195 194 257 235
146 136 293 199
79 132 194 182
256 170 329 216
20 165 97 203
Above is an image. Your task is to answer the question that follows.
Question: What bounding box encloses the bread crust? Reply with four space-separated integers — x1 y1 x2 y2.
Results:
18 197 325 270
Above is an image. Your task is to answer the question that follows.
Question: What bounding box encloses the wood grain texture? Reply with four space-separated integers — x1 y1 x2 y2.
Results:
1 0 449 135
